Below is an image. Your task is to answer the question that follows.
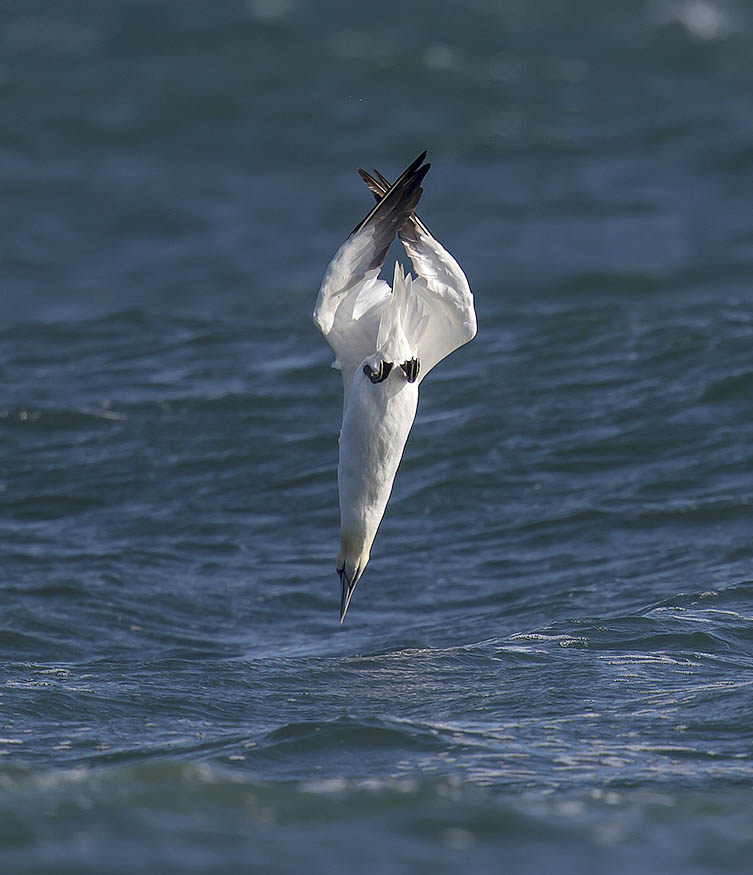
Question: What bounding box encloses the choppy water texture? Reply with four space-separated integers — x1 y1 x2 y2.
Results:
2 1 753 872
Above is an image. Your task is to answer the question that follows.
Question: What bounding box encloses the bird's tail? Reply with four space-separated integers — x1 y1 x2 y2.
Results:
376 262 428 362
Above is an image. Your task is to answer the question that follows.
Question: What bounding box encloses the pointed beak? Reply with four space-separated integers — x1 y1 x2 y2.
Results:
338 566 360 623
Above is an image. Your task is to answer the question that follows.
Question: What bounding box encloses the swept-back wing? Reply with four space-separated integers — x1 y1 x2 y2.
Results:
358 167 476 380
314 153 430 398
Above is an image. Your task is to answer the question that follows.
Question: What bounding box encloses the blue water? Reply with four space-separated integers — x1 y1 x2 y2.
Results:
2 1 753 872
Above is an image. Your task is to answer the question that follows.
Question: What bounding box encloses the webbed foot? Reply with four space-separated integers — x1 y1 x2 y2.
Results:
363 361 393 383
400 358 420 382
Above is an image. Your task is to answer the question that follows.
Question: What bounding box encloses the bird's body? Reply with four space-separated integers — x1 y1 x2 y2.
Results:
336 326 419 596
314 152 476 621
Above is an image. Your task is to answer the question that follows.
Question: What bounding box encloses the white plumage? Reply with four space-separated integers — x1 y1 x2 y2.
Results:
313 152 477 621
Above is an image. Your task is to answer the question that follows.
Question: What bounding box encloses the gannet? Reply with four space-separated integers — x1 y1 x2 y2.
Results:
313 152 477 622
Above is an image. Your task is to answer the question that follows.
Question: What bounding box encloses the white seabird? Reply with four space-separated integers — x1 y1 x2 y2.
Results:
313 152 477 622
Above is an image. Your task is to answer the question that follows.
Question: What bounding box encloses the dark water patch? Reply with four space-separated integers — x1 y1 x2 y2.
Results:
263 716 446 755
700 368 753 403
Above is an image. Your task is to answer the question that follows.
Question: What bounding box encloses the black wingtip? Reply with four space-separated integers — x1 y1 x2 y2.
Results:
359 163 432 238
347 154 433 272
350 152 430 235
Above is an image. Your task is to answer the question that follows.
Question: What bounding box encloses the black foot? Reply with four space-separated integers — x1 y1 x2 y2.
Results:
363 361 393 383
400 358 420 382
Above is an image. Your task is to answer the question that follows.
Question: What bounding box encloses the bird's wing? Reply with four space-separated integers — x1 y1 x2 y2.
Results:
314 153 430 399
358 168 476 381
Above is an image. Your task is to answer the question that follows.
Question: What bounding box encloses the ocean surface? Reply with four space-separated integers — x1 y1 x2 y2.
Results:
2 1 753 872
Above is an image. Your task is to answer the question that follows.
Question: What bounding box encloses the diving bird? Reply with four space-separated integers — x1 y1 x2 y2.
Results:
313 152 477 622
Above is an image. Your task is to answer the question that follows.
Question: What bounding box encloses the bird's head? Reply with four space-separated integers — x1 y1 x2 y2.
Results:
336 536 371 623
